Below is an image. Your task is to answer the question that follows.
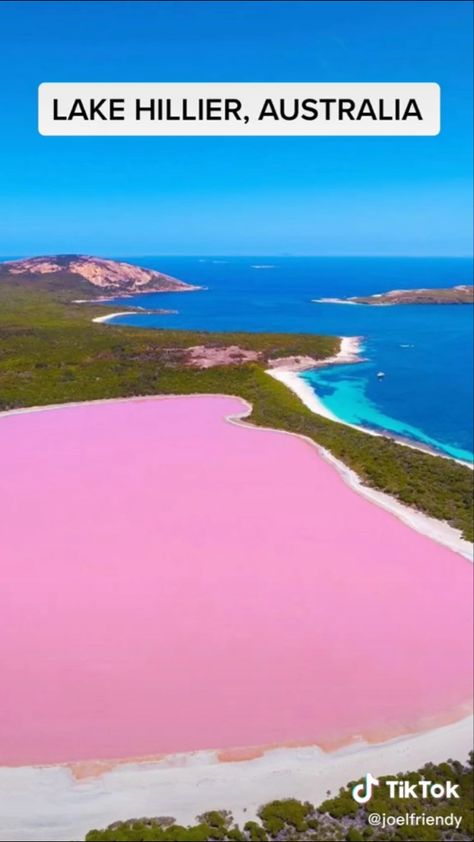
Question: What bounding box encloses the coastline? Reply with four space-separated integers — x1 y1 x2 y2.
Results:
91 311 141 324
267 335 474 471
312 285 474 306
266 369 472 559
0 715 472 842
90 306 473 467
312 297 362 305
89 305 473 467
74 284 205 308
266 335 364 372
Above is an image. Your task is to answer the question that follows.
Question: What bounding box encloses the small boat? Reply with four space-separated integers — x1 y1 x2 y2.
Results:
377 371 385 379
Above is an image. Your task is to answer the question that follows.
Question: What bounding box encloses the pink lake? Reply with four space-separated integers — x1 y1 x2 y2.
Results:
0 396 472 766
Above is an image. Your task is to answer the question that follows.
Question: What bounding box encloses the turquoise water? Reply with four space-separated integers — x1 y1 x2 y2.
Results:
302 359 473 462
107 257 473 462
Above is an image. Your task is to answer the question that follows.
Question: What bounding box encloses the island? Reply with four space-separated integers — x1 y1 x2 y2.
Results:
315 284 474 306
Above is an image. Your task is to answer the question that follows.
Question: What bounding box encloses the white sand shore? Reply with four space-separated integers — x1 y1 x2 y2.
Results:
269 365 474 464
91 311 139 324
267 335 473 470
312 335 364 367
269 367 340 422
267 336 364 373
0 715 471 842
312 297 361 305
266 368 472 559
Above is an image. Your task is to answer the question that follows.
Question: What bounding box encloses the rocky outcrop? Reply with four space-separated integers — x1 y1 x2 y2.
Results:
0 254 200 295
183 345 261 368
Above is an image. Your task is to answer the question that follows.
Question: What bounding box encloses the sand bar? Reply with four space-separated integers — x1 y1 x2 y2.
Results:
91 311 141 323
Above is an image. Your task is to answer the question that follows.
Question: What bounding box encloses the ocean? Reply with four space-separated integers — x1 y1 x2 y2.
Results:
107 257 473 462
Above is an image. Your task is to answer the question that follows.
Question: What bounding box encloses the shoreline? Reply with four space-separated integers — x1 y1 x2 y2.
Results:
267 335 473 470
90 308 473 467
1 392 472 560
265 370 472 559
73 285 205 308
266 335 365 372
312 297 362 305
269 368 474 470
88 307 472 468
0 715 472 842
91 311 141 324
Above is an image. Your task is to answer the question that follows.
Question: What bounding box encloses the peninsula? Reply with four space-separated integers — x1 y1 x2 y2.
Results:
315 284 474 306
0 254 201 297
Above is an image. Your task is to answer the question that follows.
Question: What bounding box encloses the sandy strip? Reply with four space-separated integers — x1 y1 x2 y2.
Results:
0 715 472 842
269 367 341 423
91 311 140 324
312 297 361 305
267 334 473 473
265 370 472 560
267 367 473 472
267 336 364 372
314 335 364 366
268 365 474 466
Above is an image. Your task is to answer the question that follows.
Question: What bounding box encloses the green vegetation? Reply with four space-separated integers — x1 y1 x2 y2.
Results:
0 275 472 540
85 756 474 840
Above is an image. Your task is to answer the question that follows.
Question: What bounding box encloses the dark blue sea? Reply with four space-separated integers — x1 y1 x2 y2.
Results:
108 257 473 462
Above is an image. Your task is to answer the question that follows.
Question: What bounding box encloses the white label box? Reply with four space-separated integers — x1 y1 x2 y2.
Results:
38 82 440 137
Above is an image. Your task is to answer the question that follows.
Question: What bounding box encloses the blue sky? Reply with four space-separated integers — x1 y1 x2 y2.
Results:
0 0 472 256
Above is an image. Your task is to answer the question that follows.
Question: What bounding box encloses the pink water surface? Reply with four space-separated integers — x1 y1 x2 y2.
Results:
0 396 472 765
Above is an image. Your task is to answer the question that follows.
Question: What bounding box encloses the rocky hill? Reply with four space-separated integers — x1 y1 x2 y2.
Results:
0 255 200 296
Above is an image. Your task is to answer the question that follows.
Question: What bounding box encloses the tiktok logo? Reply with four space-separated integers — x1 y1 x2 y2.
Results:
352 773 380 804
351 773 460 805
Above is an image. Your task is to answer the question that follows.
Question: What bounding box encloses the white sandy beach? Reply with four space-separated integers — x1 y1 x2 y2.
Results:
91 311 139 324
0 715 472 842
267 368 474 478
312 297 362 305
266 364 473 559
267 334 473 465
312 335 364 367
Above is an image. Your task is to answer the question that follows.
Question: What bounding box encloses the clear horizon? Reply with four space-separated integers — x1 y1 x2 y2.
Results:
1 253 473 260
0 1 472 256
